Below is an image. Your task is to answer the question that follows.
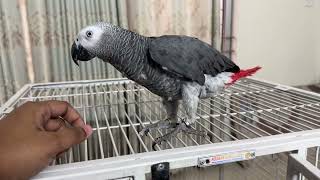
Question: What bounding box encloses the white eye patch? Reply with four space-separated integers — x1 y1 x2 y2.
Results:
77 26 103 49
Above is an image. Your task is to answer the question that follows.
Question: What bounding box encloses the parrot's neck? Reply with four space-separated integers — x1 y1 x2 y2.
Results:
106 31 150 79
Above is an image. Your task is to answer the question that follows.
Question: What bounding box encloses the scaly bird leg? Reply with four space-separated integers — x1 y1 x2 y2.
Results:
152 83 207 150
139 99 179 136
182 121 207 137
139 118 176 136
152 120 207 150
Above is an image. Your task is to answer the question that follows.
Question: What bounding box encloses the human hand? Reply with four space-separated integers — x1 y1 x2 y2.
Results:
0 100 92 180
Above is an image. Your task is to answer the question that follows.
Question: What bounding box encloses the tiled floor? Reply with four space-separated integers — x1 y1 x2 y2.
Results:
296 84 320 93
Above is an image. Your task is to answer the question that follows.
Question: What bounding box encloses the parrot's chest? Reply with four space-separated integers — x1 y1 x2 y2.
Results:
110 58 182 99
133 70 183 100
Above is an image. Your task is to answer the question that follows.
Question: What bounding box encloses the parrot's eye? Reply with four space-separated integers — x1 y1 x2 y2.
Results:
86 31 93 38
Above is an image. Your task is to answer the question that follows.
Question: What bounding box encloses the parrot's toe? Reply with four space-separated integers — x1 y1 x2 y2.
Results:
151 122 208 151
139 119 176 137
182 127 207 137
139 128 150 136
152 129 179 151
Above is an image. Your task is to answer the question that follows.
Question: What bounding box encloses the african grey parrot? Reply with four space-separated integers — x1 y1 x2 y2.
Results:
71 22 261 149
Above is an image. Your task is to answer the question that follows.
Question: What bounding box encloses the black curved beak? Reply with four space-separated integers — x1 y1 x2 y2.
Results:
71 42 94 66
71 42 79 66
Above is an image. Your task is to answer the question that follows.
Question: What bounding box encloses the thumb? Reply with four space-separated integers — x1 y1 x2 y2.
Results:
50 125 92 155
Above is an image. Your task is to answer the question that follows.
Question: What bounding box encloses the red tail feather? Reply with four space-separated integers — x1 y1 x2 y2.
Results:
229 66 261 84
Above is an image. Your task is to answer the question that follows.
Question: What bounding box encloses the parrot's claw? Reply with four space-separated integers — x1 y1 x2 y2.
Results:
152 124 181 150
152 121 207 151
139 128 150 136
183 127 207 137
139 119 177 136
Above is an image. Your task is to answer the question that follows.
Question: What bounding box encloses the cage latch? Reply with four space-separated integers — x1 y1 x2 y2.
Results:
151 162 170 180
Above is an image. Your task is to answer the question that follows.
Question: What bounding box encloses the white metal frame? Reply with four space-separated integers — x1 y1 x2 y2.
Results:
34 130 320 180
1 78 320 180
287 153 320 180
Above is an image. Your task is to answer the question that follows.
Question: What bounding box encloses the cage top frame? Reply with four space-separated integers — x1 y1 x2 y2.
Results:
1 77 320 180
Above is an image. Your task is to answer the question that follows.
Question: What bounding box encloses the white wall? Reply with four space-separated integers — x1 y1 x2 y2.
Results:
233 0 320 86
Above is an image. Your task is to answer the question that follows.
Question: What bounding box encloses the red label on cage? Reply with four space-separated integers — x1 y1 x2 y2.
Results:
198 150 256 167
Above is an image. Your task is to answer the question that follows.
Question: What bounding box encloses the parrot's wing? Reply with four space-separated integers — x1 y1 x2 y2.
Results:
148 35 239 85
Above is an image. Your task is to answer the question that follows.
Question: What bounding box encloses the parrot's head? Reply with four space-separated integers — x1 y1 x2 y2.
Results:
71 22 119 66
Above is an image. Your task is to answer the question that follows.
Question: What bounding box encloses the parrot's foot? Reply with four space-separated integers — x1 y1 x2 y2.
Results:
139 119 177 136
152 121 207 151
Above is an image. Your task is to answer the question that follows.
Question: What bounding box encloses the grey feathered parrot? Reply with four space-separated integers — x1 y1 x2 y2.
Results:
71 22 261 150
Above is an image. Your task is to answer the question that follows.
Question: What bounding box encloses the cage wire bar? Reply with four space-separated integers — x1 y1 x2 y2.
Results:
1 78 320 179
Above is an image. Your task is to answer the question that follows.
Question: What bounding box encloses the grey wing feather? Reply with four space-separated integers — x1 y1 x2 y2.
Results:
148 35 239 85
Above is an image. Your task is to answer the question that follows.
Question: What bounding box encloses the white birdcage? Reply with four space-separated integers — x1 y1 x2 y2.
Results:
1 78 320 180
